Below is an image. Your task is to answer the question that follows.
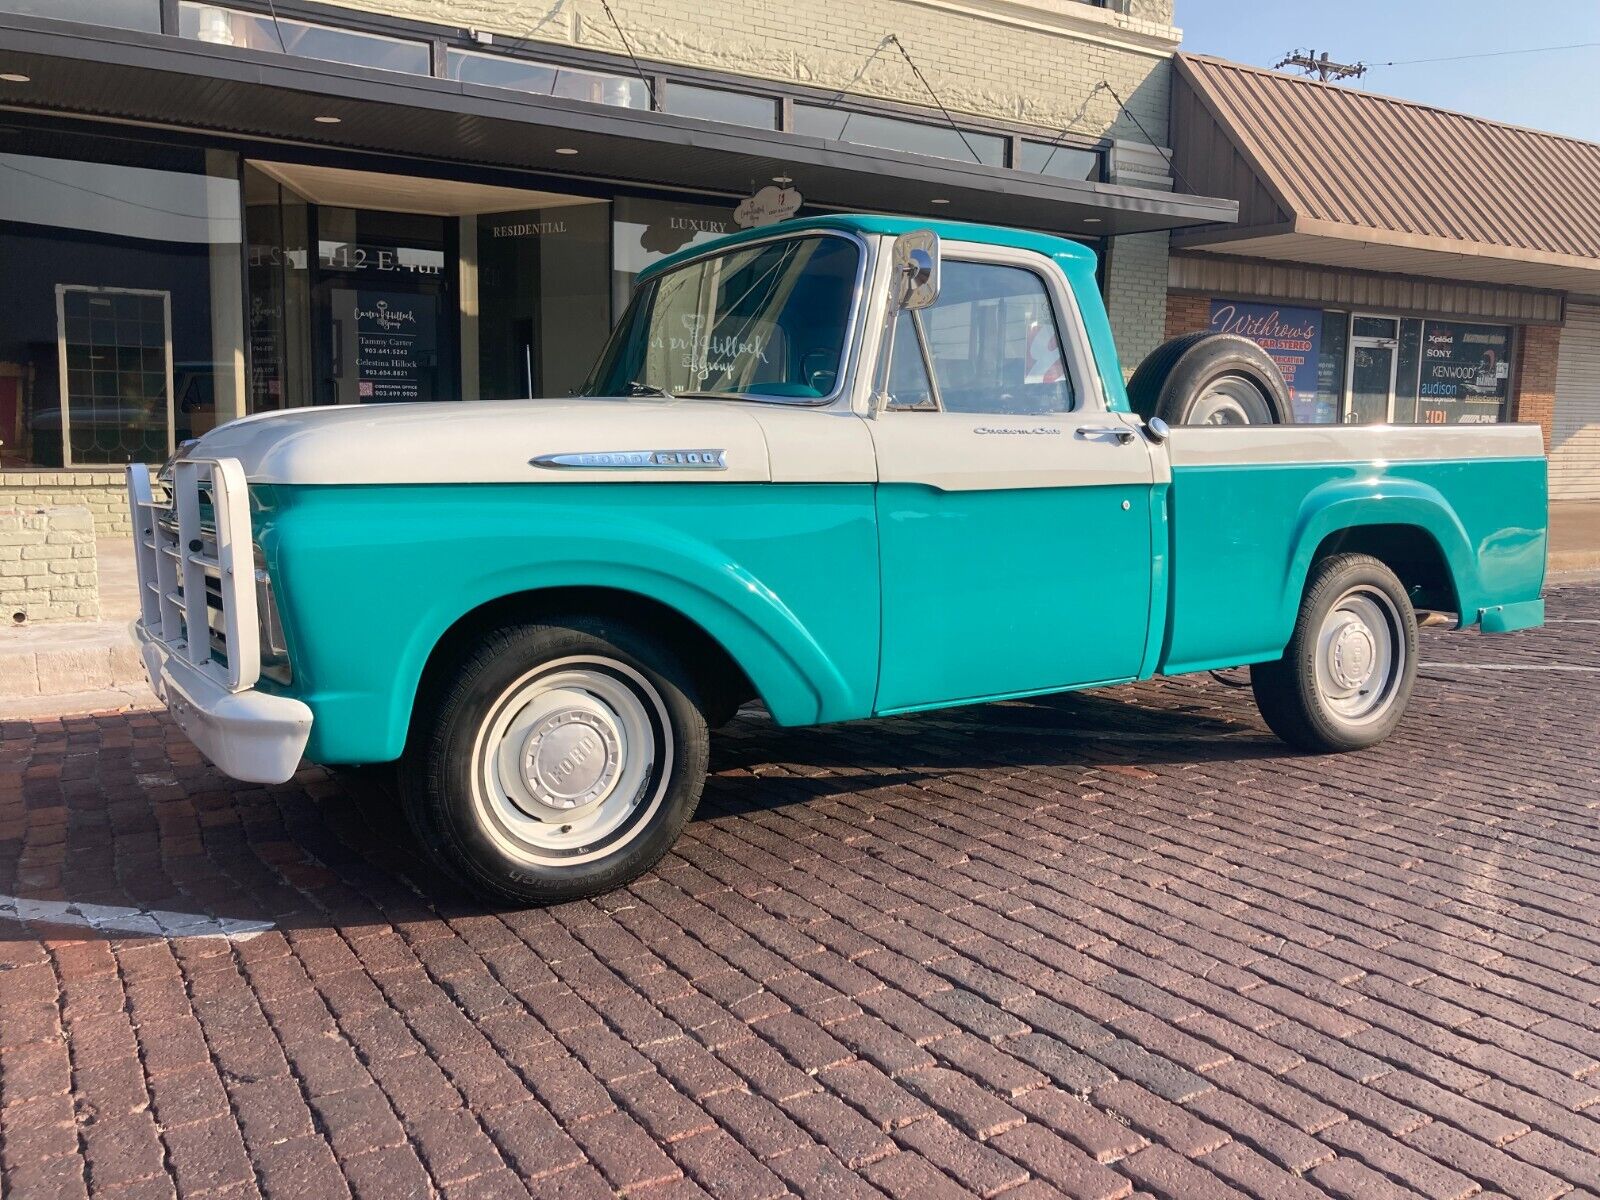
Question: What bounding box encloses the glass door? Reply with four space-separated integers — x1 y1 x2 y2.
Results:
311 207 455 405
1344 315 1399 424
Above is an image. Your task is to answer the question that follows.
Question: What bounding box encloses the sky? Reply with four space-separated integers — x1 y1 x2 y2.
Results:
1178 1 1600 143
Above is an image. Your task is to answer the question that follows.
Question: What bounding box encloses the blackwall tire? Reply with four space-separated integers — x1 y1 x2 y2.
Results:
1250 554 1418 753
1127 332 1293 425
400 618 708 905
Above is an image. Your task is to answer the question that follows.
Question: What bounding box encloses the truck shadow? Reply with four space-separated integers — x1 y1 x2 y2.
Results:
0 682 1292 939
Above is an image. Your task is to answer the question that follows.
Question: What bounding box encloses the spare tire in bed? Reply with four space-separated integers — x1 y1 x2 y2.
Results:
1126 331 1293 425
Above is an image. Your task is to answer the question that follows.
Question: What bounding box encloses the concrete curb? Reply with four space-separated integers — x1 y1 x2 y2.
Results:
0 687 159 722
0 619 145 702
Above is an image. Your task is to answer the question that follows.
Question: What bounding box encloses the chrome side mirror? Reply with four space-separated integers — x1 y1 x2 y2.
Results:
890 230 940 311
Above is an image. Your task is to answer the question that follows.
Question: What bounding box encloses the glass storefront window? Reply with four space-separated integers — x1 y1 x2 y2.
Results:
245 165 312 412
178 4 431 74
0 131 243 469
475 202 611 399
611 196 738 315
1016 139 1104 182
665 83 779 129
447 48 649 109
1417 320 1512 424
792 103 1007 166
0 0 159 31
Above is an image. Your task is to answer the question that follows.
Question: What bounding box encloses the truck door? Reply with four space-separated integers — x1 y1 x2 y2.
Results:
867 246 1155 714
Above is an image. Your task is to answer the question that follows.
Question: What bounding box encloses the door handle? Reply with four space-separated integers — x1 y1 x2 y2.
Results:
1075 424 1135 444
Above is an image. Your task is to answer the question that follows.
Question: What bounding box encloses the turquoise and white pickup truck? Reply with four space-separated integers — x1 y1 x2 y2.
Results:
126 215 1547 903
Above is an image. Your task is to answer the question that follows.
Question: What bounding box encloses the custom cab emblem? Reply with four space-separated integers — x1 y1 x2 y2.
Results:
531 449 728 470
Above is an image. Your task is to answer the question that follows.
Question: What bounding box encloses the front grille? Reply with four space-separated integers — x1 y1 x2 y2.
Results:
128 458 262 692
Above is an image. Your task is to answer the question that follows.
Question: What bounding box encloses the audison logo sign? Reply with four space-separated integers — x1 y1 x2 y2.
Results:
531 449 728 470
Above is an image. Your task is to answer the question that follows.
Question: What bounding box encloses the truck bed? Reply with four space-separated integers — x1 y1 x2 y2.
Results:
1158 424 1547 675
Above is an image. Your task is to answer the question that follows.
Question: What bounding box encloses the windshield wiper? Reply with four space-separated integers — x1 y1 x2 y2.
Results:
619 380 670 397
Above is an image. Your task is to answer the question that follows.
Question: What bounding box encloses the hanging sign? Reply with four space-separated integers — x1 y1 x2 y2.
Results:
734 183 803 228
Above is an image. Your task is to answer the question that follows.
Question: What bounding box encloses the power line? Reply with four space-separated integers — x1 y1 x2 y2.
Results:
1369 40 1600 68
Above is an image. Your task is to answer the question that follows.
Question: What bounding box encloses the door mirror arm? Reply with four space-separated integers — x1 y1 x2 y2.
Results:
872 231 941 415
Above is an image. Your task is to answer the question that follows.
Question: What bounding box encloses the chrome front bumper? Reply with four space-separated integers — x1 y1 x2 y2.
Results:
135 621 312 784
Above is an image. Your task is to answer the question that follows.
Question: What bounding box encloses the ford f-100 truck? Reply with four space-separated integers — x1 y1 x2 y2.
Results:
125 215 1547 903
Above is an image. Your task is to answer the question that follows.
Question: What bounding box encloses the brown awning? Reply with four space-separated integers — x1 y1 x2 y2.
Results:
0 14 1238 238
1171 53 1600 297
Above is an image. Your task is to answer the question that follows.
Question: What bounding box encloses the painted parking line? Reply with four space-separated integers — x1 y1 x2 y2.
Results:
0 894 275 941
1422 663 1600 671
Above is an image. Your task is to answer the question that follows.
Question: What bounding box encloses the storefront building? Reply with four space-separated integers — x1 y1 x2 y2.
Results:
0 0 1235 532
1163 54 1600 500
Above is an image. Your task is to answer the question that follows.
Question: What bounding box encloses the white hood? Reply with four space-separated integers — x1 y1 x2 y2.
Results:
192 396 783 485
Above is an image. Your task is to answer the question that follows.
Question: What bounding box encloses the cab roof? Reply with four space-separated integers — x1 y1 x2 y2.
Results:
637 213 1098 281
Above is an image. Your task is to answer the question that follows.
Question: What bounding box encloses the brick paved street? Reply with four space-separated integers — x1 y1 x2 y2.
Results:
3 583 1599 1200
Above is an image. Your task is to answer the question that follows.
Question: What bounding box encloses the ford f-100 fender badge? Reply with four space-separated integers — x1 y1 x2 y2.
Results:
531 449 728 469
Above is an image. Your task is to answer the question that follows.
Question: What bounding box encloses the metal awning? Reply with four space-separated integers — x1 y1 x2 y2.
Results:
1171 53 1600 297
0 14 1237 237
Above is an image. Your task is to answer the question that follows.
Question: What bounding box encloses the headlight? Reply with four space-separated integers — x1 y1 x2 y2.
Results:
253 543 292 685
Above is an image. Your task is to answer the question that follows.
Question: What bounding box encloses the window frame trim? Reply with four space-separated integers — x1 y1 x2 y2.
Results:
876 241 1106 419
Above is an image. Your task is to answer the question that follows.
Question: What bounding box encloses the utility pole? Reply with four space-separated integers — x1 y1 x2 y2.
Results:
1274 49 1367 83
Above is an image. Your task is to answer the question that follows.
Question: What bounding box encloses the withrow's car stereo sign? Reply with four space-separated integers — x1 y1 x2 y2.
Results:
1208 301 1324 423
1418 321 1510 424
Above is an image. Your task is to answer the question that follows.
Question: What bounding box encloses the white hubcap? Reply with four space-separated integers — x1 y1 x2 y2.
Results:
1315 587 1403 723
1191 376 1273 425
472 658 671 865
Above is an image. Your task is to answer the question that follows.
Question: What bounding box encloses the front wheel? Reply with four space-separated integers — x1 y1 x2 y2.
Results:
401 618 709 905
1250 554 1418 753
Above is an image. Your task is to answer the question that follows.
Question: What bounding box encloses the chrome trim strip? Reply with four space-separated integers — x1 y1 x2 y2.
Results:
531 449 728 470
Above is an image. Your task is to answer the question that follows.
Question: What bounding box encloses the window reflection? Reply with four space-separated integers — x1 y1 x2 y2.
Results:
666 83 779 129
793 103 1006 166
1017 140 1104 182
0 0 159 30
0 135 243 469
178 3 431 74
447 48 650 109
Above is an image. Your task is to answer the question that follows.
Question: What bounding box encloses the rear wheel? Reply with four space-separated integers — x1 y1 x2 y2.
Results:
1250 554 1418 752
401 618 708 904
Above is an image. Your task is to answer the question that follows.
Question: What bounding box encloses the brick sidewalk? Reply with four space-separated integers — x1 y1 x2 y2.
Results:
2 585 1599 1199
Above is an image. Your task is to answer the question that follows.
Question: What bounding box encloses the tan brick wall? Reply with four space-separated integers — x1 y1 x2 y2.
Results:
1513 323 1561 452
1103 230 1169 375
0 475 130 537
323 0 1177 141
0 506 100 623
1164 291 1209 340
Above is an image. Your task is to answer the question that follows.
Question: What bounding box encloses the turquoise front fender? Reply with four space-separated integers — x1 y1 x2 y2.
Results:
252 483 880 764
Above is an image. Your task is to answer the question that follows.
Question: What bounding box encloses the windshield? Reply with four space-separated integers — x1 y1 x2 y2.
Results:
585 233 860 402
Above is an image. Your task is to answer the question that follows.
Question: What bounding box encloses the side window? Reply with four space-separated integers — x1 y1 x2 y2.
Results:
888 260 1075 415
884 311 936 411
